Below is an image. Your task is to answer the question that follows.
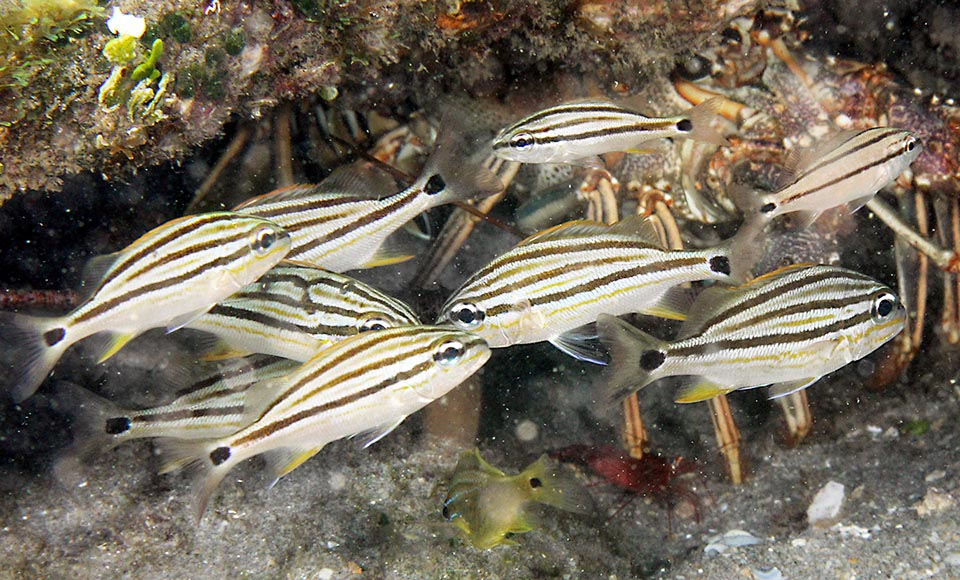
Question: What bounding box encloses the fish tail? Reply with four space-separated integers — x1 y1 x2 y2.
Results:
51 381 132 487
682 97 731 147
596 314 668 404
0 311 72 402
156 437 235 522
419 123 505 206
713 226 766 285
522 455 592 515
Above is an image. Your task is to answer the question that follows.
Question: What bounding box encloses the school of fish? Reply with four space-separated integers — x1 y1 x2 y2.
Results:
0 95 920 547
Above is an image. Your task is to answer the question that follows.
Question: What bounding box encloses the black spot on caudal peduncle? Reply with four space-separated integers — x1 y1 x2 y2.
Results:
676 119 693 132
425 174 446 195
639 349 665 371
760 202 776 213
709 256 731 275
210 446 231 465
105 417 132 434
43 328 66 346
529 477 542 489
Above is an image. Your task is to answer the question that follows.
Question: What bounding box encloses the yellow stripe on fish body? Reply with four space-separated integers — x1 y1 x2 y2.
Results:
598 264 907 403
3 212 291 402
158 325 491 518
234 129 503 272
438 216 739 361
491 98 728 166
184 263 421 362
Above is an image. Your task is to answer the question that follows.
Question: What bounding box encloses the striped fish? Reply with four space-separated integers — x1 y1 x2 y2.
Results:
733 127 921 230
184 263 421 361
158 325 490 518
438 216 747 363
234 129 504 272
597 264 907 403
3 212 291 402
491 98 728 167
58 356 299 460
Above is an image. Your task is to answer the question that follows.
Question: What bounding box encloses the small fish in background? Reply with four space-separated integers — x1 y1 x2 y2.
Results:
184 263 421 362
597 263 907 404
492 98 729 167
438 215 753 364
731 127 921 236
158 325 491 519
442 448 591 550
234 125 504 273
1 213 291 402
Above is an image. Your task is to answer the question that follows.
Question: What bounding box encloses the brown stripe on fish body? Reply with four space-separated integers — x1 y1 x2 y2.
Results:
499 103 639 132
690 267 875 335
231 358 434 447
709 295 879 339
132 405 246 425
175 356 293 398
484 256 710 318
251 327 421 419
670 310 875 359
93 213 240 293
125 230 249 281
237 193 370 219
528 120 681 147
779 132 913 207
798 129 895 175
71 244 255 325
454 238 664 303
284 189 423 261
466 249 650 306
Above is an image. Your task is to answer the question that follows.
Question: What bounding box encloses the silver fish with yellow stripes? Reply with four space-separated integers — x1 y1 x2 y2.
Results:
158 325 490 518
3 212 290 402
56 356 299 471
492 97 729 167
234 129 503 272
184 263 421 362
438 215 745 363
733 127 920 230
597 264 906 404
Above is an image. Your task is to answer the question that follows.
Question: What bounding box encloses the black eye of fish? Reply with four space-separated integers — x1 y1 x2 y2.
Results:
434 340 466 366
906 138 917 152
511 132 534 151
359 317 390 332
425 174 446 195
676 119 693 132
442 505 451 520
451 303 484 329
252 227 277 253
872 291 898 321
529 477 542 489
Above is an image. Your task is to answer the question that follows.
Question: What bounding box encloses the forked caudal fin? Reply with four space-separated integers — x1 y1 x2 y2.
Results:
156 437 236 523
595 314 669 405
0 311 73 402
417 123 505 206
680 97 731 148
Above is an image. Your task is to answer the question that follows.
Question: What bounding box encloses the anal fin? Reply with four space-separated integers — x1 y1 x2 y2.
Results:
767 377 820 400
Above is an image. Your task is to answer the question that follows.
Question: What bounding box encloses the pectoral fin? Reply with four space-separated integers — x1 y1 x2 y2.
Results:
767 378 820 400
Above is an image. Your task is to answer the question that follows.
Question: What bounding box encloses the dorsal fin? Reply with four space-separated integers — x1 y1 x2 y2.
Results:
782 130 861 181
517 215 663 247
79 252 122 298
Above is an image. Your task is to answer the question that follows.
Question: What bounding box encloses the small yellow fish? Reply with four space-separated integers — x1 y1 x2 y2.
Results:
442 449 590 549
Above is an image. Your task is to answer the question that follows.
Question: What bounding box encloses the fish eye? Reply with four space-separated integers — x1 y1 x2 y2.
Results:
871 291 898 322
449 302 484 329
251 226 278 254
510 132 534 151
906 137 919 153
433 339 466 366
358 316 390 333
442 505 452 520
